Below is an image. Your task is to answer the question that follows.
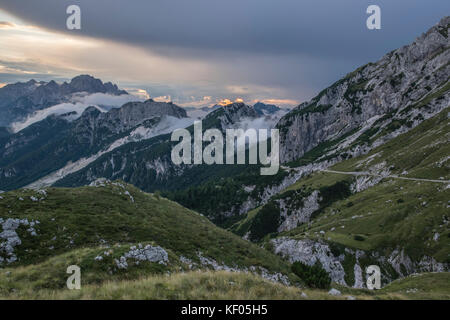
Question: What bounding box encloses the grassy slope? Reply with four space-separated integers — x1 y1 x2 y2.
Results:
231 108 450 262
0 182 295 294
2 270 448 300
283 108 450 262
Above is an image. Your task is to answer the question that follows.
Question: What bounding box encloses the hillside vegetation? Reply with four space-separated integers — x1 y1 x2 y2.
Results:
0 181 296 295
1 270 448 300
229 108 449 285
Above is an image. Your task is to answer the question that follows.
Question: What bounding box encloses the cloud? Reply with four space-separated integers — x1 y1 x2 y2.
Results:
177 96 212 108
11 93 141 132
153 95 171 103
0 1 448 108
229 110 289 149
125 88 150 100
0 21 14 28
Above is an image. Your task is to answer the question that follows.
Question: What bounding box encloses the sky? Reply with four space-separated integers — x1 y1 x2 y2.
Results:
0 0 448 108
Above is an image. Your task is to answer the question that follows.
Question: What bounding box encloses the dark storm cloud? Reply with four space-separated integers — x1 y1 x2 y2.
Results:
1 0 448 59
0 0 448 104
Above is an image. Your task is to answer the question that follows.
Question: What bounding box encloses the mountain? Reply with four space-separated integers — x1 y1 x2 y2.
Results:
0 100 188 190
0 127 10 138
278 16 449 164
51 102 264 195
164 16 450 227
218 17 450 287
38 17 449 230
3 180 448 299
230 106 450 287
72 99 187 138
202 104 223 112
253 102 281 115
0 75 127 126
0 180 295 293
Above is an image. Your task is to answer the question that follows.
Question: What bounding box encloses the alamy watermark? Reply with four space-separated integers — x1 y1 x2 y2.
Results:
66 5 81 30
367 5 381 30
366 265 381 290
66 265 81 290
171 121 280 175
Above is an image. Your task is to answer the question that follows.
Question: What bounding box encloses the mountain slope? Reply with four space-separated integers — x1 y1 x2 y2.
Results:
168 16 450 228
278 16 449 164
52 103 262 192
0 100 188 190
230 107 450 286
0 180 295 292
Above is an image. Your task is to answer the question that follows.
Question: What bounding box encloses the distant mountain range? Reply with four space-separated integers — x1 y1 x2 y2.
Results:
253 102 281 115
0 75 127 126
184 102 282 119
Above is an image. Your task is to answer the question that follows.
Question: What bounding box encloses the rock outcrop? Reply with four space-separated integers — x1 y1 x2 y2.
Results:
278 16 450 163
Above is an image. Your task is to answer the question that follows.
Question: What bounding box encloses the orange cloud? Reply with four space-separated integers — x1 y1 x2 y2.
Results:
153 95 172 102
217 98 232 106
0 83 7 88
217 98 245 106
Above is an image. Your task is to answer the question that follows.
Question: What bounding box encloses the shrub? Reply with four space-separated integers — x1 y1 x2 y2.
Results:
291 261 331 289
354 235 365 241
249 202 280 241
319 180 352 208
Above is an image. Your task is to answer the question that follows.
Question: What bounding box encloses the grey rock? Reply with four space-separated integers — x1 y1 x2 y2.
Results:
278 16 450 163
271 237 347 285
114 244 169 270
328 288 341 296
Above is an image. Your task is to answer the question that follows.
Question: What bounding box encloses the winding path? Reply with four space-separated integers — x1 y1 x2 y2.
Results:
321 169 450 184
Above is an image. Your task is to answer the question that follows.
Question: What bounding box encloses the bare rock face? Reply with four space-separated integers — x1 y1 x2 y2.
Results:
278 16 450 163
271 237 347 285
271 237 450 288
277 190 320 232
114 244 169 270
72 99 188 145
107 100 188 129
62 75 127 95
203 102 260 131
0 217 39 265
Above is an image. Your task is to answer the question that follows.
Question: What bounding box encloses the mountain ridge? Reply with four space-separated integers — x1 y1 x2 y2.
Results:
0 75 127 126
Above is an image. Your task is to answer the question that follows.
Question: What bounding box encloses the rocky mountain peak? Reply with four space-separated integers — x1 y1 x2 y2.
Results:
222 102 259 118
253 102 281 115
0 75 128 126
66 74 127 95
204 102 260 131
75 99 188 139
277 16 449 163
113 99 188 123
